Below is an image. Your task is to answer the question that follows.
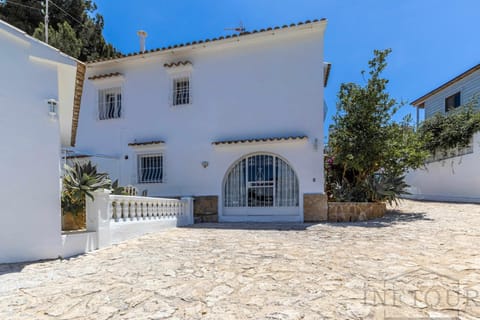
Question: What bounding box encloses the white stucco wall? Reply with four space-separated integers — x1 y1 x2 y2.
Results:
405 132 480 203
0 22 76 263
75 24 326 221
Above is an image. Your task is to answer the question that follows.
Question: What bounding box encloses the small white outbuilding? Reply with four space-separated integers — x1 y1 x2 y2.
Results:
0 19 84 263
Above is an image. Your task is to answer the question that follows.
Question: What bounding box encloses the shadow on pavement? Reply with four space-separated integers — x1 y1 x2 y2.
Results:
184 209 432 231
0 259 57 276
324 209 432 228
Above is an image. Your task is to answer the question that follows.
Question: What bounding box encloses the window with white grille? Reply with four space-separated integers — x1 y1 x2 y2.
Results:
98 87 122 120
138 154 163 183
173 77 190 106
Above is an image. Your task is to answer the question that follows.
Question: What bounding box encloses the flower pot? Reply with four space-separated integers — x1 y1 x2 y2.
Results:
62 211 86 231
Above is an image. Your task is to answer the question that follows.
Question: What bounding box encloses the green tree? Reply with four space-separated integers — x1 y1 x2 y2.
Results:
0 0 118 61
327 49 428 203
0 0 42 35
33 21 82 58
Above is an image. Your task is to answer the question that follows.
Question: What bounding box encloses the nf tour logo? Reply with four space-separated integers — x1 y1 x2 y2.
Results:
362 267 480 319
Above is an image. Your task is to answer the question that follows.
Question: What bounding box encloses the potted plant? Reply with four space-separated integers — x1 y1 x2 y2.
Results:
61 161 111 230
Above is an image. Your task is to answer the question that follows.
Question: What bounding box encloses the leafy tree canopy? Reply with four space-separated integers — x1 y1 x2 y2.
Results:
0 0 118 61
33 21 82 58
327 49 428 203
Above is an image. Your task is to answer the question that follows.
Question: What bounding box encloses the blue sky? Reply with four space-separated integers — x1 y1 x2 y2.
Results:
95 0 479 139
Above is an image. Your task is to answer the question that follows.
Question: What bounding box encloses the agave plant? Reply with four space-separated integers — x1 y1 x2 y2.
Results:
62 161 112 215
111 179 128 195
367 173 410 206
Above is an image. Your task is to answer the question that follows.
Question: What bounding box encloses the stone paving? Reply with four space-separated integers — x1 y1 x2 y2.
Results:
1 200 480 319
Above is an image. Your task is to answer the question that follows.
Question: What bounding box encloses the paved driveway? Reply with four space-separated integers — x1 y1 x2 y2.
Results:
1 200 480 319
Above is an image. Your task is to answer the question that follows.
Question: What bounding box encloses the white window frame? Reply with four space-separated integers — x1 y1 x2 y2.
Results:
98 87 123 120
172 76 191 106
166 64 193 107
137 153 164 184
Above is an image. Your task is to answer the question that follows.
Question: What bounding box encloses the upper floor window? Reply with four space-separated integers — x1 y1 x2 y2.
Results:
138 154 163 183
445 92 461 112
99 87 122 120
173 77 191 106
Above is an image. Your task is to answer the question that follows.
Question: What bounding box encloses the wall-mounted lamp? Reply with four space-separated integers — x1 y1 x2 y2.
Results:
47 98 58 120
201 161 209 168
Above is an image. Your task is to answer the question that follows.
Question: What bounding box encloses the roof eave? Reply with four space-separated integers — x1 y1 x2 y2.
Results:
70 62 86 147
324 62 331 87
86 19 327 67
411 63 480 107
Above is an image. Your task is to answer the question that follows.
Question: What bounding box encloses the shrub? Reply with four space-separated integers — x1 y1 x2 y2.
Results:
327 49 428 203
418 101 480 156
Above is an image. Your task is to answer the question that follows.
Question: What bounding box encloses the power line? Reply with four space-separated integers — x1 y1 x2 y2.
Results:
3 1 41 12
48 0 84 26
4 1 85 28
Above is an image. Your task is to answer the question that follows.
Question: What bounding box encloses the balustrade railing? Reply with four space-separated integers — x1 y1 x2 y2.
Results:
109 195 186 222
86 190 194 248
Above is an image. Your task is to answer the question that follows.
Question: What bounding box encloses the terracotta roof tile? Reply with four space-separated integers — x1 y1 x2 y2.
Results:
163 61 192 68
128 140 165 147
71 62 85 147
88 72 123 80
87 18 327 64
212 135 308 146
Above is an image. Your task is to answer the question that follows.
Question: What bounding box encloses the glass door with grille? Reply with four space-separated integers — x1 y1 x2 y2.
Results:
224 153 299 216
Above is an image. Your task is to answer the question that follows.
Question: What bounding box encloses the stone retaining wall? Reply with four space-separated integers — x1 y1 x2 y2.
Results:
194 196 218 223
327 202 386 222
303 193 328 222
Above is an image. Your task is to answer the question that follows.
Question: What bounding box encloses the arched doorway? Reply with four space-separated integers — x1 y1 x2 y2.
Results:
223 153 299 217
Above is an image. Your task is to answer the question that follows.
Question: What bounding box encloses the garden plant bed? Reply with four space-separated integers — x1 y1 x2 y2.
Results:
327 202 386 222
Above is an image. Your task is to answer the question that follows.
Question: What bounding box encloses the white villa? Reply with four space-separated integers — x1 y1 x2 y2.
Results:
407 64 480 203
0 19 85 263
73 19 330 222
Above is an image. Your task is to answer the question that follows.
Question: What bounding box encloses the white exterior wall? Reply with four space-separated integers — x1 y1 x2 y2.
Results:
0 22 77 263
75 25 326 221
424 69 480 119
408 67 480 203
405 132 480 203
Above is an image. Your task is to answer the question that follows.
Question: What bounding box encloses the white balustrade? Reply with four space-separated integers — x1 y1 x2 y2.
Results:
108 195 189 222
86 191 194 249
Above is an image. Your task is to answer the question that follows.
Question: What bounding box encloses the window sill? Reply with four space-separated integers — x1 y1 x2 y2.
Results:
137 182 165 185
97 117 124 122
171 103 192 108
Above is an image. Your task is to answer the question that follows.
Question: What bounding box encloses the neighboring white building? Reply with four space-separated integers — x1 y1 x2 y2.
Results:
407 64 480 203
74 19 329 222
0 20 85 263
